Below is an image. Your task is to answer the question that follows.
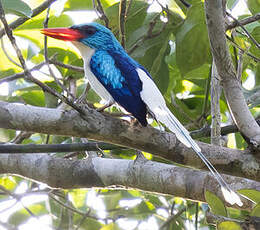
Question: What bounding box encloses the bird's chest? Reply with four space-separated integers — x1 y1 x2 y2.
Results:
82 48 114 102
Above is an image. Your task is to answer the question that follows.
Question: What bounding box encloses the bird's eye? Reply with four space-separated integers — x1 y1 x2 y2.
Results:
86 27 96 35
70 25 97 37
78 25 96 36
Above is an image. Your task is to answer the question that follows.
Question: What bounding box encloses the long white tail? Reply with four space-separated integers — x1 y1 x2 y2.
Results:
137 68 242 206
156 106 242 206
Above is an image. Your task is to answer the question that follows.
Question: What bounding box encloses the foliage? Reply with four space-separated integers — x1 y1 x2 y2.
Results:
0 0 259 229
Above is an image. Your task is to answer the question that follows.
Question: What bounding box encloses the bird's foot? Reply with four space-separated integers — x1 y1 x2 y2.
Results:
134 150 148 164
96 101 114 112
130 118 143 128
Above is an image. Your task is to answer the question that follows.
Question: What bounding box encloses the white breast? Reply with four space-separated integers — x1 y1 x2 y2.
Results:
71 41 114 103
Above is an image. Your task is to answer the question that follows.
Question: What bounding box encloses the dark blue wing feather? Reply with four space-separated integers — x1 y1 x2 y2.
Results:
90 50 147 126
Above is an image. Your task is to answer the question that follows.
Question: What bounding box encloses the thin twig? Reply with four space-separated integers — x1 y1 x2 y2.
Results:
49 193 87 216
0 185 36 218
119 0 127 48
0 0 57 39
231 31 238 71
0 61 46 85
246 88 260 106
0 3 87 115
226 13 260 30
236 49 244 82
125 0 133 18
226 35 260 62
226 12 260 49
94 0 109 28
128 13 167 54
49 193 110 222
0 36 22 67
201 66 211 119
11 131 33 144
159 204 192 229
195 202 198 230
43 7 74 99
49 59 84 72
190 118 260 139
211 61 222 146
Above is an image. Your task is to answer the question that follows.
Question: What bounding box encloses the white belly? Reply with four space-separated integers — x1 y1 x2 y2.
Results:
71 42 114 103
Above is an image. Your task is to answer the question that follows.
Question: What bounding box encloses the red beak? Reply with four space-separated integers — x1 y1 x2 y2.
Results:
40 28 84 41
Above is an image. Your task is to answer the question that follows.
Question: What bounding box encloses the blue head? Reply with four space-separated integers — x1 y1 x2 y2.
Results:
70 23 123 51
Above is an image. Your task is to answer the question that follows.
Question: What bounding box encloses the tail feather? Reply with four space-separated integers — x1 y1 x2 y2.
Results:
136 67 242 206
155 106 243 206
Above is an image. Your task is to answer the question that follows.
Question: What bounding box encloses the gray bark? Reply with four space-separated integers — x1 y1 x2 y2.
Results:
0 101 259 181
204 0 260 145
0 153 258 210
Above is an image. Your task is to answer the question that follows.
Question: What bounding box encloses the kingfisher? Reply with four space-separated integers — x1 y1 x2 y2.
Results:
41 22 242 206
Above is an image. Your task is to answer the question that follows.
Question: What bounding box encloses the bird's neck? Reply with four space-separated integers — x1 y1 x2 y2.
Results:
71 41 96 64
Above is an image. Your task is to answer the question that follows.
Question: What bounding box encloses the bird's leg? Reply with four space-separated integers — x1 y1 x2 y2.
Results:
96 101 114 112
148 110 163 131
134 150 148 164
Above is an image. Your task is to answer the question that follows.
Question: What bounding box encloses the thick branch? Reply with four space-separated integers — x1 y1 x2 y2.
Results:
0 142 123 153
0 101 259 181
204 0 260 145
0 154 258 210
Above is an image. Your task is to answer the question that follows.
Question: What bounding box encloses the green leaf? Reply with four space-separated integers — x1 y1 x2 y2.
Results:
0 128 16 142
69 189 88 208
251 204 260 217
64 58 84 79
100 223 121 230
0 176 17 191
16 14 74 31
40 47 80 77
64 0 116 11
247 0 260 15
176 2 211 75
249 26 260 58
238 189 260 203
64 0 93 11
75 217 103 229
58 205 71 230
185 64 211 80
101 191 122 211
20 90 45 106
105 0 149 39
235 133 247 149
227 0 238 9
2 0 32 17
217 221 242 230
8 203 47 225
0 69 15 79
205 190 227 217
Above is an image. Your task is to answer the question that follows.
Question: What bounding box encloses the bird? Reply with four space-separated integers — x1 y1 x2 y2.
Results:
41 22 242 206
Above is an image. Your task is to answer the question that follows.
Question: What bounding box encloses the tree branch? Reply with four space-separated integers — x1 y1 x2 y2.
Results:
0 101 259 181
226 12 260 49
0 0 57 39
0 61 46 84
204 0 260 146
211 61 222 146
226 13 260 30
119 0 127 48
0 142 124 153
0 154 258 210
